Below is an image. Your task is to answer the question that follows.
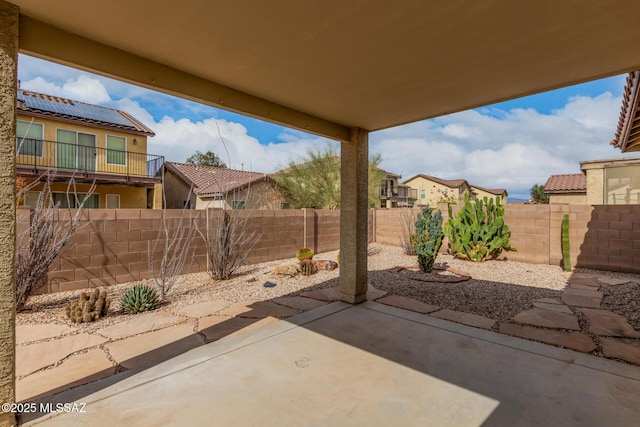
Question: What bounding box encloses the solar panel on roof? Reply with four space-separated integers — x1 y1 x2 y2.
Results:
22 93 134 128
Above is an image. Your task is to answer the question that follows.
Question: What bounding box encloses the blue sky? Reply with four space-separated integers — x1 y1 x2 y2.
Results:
18 54 636 200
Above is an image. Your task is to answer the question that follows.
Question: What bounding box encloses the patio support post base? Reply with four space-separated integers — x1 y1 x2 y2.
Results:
0 1 18 426
339 127 368 304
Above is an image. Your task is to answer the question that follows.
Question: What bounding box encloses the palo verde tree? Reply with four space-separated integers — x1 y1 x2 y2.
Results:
185 150 227 168
275 146 387 209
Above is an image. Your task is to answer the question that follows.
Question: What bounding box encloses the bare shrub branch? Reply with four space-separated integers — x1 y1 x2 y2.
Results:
15 174 96 311
400 207 417 255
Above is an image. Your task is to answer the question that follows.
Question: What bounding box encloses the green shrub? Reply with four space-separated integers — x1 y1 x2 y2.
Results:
122 284 160 314
65 289 110 323
562 213 571 271
443 195 516 262
413 207 444 273
296 247 314 261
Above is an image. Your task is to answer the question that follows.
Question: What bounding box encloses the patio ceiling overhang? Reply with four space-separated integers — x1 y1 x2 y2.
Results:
10 0 640 141
611 71 640 152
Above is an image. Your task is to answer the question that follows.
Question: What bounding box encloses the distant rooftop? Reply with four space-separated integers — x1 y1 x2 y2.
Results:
17 89 155 136
544 173 586 193
164 162 272 196
403 174 469 188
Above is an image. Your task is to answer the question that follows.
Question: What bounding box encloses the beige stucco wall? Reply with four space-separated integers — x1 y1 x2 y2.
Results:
586 169 604 205
404 176 469 206
472 188 505 203
196 180 284 210
16 113 149 176
549 193 587 205
0 2 17 425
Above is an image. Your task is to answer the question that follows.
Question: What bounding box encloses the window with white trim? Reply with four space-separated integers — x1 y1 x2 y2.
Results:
106 194 120 209
16 120 44 157
106 135 126 165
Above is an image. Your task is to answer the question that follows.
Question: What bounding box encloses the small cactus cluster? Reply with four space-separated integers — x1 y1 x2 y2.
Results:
65 289 110 323
121 283 160 315
296 248 314 261
299 259 318 276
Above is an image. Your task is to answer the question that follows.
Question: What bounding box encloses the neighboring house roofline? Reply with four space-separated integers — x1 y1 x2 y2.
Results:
403 173 469 188
17 89 155 137
610 70 640 152
470 185 508 197
164 161 274 197
544 173 587 194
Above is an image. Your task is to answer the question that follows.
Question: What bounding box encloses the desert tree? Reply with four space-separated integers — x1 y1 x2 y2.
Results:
530 184 549 204
185 150 227 168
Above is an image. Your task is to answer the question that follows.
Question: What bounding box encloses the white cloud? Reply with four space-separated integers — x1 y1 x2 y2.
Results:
21 75 111 104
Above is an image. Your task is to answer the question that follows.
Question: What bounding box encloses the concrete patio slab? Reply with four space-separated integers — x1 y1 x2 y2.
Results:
430 309 495 330
16 324 77 345
17 349 115 402
96 311 186 339
271 296 329 311
104 322 202 370
197 315 279 342
579 309 640 338
174 299 230 318
377 294 440 314
511 308 581 330
16 333 107 377
498 323 596 353
218 301 301 318
24 302 640 427
300 285 386 302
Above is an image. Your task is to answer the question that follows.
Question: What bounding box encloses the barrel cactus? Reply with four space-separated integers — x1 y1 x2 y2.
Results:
299 259 318 276
296 247 314 261
121 283 160 314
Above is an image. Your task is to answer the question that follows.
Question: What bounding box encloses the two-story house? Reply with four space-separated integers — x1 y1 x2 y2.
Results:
379 172 417 208
403 174 473 206
16 89 164 209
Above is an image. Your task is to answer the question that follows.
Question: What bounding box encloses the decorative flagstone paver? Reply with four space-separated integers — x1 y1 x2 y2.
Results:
511 308 580 331
16 324 77 344
561 288 603 308
16 349 114 402
566 277 601 288
16 333 107 377
218 301 301 319
272 296 329 311
198 316 280 341
300 286 387 302
175 299 230 318
430 309 495 330
105 323 202 370
96 311 186 339
596 277 634 286
533 302 573 314
377 295 440 314
534 298 564 305
579 309 640 338
567 283 600 291
600 338 640 365
499 323 597 353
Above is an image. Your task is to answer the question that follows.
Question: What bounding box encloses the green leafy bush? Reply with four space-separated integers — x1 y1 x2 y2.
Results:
443 195 516 262
413 207 444 273
65 289 110 323
122 284 160 314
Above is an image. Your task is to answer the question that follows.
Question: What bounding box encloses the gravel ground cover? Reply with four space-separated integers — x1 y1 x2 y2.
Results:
17 243 640 336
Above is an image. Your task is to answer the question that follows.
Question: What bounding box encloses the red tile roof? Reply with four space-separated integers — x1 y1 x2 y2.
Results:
610 71 640 152
165 162 273 196
17 89 155 136
544 173 586 193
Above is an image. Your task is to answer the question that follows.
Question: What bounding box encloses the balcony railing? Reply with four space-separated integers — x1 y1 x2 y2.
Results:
16 138 164 181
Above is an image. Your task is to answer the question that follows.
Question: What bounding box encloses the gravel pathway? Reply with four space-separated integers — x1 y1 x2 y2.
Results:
18 243 640 335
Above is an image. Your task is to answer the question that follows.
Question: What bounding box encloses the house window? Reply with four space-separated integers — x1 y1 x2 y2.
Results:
420 189 425 199
56 129 97 171
16 120 44 157
183 200 191 209
232 200 246 210
106 194 120 209
106 135 126 165
604 166 640 204
23 191 40 208
52 192 99 209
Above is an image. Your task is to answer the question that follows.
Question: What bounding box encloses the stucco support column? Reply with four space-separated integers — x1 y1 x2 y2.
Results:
0 2 17 426
339 128 368 303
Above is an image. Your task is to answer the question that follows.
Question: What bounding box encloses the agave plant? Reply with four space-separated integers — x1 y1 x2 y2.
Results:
121 283 160 314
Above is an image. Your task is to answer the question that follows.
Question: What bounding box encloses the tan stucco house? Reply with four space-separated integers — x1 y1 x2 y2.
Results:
163 162 284 210
17 89 163 209
544 173 587 204
470 185 508 202
403 174 473 206
379 172 417 208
